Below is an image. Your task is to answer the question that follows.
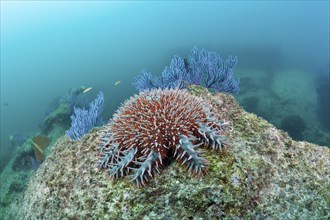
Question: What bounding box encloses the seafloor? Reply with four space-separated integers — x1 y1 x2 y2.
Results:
1 86 329 219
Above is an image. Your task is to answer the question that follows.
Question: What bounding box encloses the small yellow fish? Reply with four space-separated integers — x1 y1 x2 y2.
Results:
82 87 92 93
114 81 121 86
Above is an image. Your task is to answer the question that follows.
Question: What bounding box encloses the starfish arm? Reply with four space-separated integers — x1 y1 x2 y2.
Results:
175 135 209 176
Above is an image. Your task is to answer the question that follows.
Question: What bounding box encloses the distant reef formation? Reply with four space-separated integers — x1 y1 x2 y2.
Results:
0 86 326 220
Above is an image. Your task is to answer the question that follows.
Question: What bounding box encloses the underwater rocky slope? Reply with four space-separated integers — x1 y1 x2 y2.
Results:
2 87 330 219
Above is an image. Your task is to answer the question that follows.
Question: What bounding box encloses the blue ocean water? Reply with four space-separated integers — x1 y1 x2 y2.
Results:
1 1 329 170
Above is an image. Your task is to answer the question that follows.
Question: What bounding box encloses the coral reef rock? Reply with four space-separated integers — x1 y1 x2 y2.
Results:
16 89 330 219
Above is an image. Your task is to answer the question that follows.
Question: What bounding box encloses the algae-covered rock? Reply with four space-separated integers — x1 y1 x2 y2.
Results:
41 102 71 134
15 90 330 219
0 101 69 219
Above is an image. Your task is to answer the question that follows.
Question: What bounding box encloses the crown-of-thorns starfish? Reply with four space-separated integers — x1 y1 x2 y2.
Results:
96 88 228 187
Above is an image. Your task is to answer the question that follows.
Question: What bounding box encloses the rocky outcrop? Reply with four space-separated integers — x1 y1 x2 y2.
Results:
6 90 330 219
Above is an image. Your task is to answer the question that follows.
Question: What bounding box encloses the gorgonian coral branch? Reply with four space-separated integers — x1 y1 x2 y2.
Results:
66 91 104 141
133 47 240 94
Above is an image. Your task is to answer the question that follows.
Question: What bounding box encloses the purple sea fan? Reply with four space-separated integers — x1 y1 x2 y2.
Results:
96 89 228 187
133 47 239 94
187 47 240 94
66 91 104 141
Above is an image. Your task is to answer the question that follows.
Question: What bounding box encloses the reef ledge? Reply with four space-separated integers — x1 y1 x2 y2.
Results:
9 88 330 219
